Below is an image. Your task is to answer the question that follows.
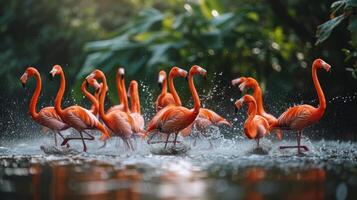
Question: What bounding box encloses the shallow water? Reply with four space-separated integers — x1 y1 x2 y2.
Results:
0 132 356 200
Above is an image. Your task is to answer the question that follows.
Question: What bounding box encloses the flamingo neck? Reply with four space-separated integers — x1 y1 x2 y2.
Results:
121 77 130 113
98 76 109 122
160 76 168 96
252 84 265 114
131 87 141 114
312 64 326 114
169 73 181 106
81 82 98 115
29 71 41 119
247 100 258 120
188 73 200 114
116 73 123 105
54 71 65 115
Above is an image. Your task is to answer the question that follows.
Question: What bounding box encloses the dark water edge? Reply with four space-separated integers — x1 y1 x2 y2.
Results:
0 137 356 200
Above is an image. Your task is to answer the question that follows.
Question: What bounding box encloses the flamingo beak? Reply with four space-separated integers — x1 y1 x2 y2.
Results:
21 82 26 89
85 80 89 88
235 106 238 113
185 76 188 82
48 73 54 81
203 74 207 81
158 82 162 90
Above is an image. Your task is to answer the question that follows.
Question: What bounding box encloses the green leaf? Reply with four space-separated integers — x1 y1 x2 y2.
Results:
316 14 346 45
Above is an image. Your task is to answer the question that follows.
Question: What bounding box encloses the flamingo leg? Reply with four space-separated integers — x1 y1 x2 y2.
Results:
256 138 260 148
164 134 170 149
99 140 107 149
61 131 94 146
173 132 178 146
79 131 87 152
279 131 309 153
128 139 135 151
57 131 70 148
54 131 58 146
147 131 158 144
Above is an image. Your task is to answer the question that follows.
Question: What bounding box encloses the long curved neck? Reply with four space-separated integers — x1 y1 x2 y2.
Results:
188 73 200 114
131 87 141 114
247 100 257 120
54 71 65 115
252 84 265 114
121 77 130 113
116 73 123 105
29 72 41 119
312 65 326 114
81 82 98 115
160 76 168 96
99 77 109 122
169 74 181 106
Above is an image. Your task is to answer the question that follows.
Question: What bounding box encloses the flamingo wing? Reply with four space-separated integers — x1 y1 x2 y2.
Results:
159 107 193 133
277 105 316 130
37 107 69 131
63 106 99 130
199 108 231 127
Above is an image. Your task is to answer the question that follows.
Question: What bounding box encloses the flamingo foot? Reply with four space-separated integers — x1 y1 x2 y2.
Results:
279 145 309 152
148 140 182 145
61 139 70 146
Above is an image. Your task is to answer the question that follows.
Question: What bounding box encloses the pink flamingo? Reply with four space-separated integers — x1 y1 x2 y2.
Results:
50 65 110 152
143 65 206 148
270 59 331 154
107 68 125 113
86 70 142 150
128 80 145 130
155 70 175 111
235 95 270 147
232 77 282 140
20 67 69 146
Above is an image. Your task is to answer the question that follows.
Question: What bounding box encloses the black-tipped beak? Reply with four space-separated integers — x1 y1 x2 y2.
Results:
85 80 89 88
121 74 125 79
158 82 162 90
21 82 26 88
185 76 188 82
203 74 207 81
235 106 238 113
49 73 54 81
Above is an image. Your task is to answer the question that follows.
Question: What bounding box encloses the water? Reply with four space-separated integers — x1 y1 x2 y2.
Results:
0 132 356 199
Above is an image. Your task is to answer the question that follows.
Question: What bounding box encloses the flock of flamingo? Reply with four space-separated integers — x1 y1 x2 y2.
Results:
20 58 331 154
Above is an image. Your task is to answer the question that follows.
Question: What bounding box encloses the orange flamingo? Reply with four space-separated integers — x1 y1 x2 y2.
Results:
144 65 206 148
155 70 175 111
235 95 270 147
270 59 331 153
232 77 282 140
128 80 145 130
107 68 125 113
86 70 142 150
20 67 69 146
49 65 110 152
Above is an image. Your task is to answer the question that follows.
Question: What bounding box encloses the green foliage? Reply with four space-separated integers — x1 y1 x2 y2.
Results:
82 0 303 96
316 0 357 77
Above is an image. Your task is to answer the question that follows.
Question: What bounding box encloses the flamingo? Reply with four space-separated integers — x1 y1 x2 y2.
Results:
86 70 142 150
235 95 270 147
107 68 125 113
49 65 110 152
127 80 145 130
20 67 69 146
155 67 188 111
232 77 282 140
270 58 331 154
143 65 206 148
155 70 175 111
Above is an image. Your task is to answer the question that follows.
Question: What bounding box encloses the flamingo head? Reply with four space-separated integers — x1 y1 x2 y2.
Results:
20 67 38 88
87 69 105 80
49 65 62 80
127 80 138 99
86 77 102 93
314 59 331 72
158 70 166 89
235 95 255 112
170 67 188 79
118 68 125 79
190 65 207 79
231 77 247 87
239 77 258 92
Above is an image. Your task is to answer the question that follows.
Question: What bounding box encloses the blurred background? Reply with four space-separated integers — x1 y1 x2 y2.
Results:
0 0 356 140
